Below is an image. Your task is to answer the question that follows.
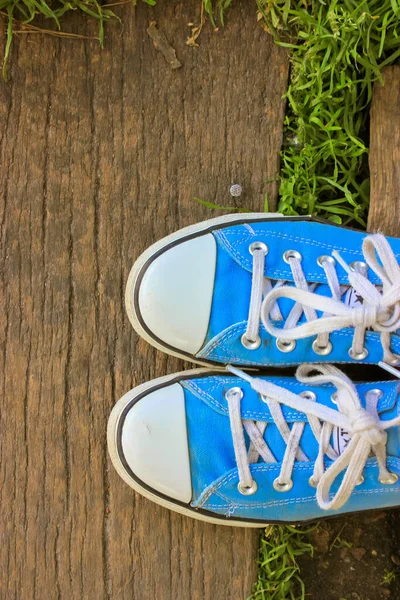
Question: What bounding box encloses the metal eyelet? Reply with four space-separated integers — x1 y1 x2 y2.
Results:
378 472 398 485
367 389 383 400
317 255 336 268
350 261 368 274
331 392 338 405
283 249 302 263
312 339 333 356
349 347 369 361
249 242 268 255
356 475 365 486
238 480 258 495
300 391 316 401
241 334 261 350
308 477 317 488
273 478 293 492
276 338 296 353
225 387 244 401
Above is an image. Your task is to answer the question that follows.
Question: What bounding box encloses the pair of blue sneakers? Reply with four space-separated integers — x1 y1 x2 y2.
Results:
107 214 400 526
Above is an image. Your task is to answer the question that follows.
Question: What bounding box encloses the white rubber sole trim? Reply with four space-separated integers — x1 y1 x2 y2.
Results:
125 212 284 366
107 368 267 527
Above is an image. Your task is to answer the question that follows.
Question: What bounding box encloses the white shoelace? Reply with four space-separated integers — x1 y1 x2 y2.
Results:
243 233 400 367
226 364 400 511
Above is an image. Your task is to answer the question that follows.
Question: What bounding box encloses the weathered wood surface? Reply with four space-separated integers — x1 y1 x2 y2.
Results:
0 3 288 599
368 65 400 234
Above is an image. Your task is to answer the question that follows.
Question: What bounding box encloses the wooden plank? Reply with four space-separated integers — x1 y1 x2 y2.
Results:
368 65 400 234
0 3 289 599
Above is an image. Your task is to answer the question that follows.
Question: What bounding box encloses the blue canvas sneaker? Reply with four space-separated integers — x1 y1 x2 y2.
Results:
126 213 400 373
107 364 400 526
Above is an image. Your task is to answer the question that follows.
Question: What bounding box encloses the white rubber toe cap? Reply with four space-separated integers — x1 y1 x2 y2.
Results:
137 234 217 354
121 383 192 503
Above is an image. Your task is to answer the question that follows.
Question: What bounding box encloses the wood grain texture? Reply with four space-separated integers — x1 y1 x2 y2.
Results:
368 65 400 235
0 3 289 599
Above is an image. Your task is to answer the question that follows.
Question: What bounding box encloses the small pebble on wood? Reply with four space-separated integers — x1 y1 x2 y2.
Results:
230 184 242 197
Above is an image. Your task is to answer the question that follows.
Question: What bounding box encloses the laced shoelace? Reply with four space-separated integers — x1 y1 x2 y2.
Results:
242 233 400 370
226 364 400 511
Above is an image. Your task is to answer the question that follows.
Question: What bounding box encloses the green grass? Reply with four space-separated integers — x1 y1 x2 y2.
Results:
0 0 113 79
381 569 397 585
381 569 397 586
258 0 400 227
249 525 315 600
0 0 160 80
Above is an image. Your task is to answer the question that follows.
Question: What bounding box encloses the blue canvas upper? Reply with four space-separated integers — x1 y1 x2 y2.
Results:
180 373 400 522
121 216 400 523
194 218 400 366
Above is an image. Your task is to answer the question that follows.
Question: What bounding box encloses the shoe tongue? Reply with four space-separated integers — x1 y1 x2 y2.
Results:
344 287 364 309
332 425 352 456
271 282 364 324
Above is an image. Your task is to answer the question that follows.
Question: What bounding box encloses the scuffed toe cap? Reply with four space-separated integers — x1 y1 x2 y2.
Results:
136 234 217 354
120 383 192 503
